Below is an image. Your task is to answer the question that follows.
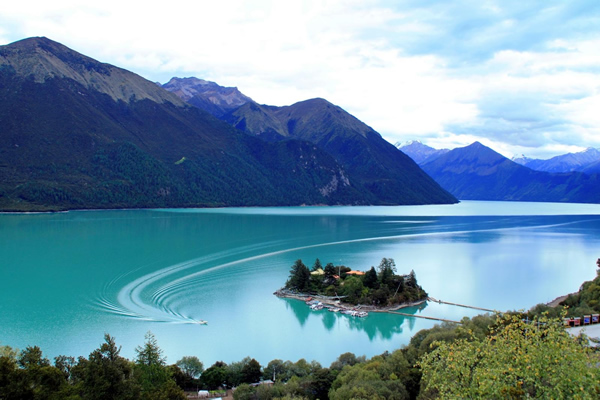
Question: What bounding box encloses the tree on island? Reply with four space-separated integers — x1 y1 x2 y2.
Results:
377 257 396 285
286 259 311 292
312 258 323 272
284 257 427 306
363 267 378 289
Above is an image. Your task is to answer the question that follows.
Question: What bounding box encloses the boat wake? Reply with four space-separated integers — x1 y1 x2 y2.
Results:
93 218 588 324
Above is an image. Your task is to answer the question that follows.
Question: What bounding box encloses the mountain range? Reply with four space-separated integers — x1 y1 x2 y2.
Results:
419 142 600 202
398 141 600 176
0 37 456 211
512 148 600 174
161 74 458 205
163 79 600 205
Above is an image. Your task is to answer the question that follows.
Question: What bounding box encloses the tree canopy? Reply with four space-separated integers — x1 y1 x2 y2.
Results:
419 313 600 399
284 257 427 306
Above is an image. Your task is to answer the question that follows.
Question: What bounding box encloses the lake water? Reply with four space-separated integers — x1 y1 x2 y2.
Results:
2 201 600 367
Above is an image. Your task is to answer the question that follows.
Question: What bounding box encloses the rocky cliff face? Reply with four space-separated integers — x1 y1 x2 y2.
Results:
163 77 252 117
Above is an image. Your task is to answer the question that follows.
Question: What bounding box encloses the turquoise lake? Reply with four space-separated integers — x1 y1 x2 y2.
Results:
2 201 600 366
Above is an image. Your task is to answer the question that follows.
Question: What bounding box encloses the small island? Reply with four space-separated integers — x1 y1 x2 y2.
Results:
275 257 428 315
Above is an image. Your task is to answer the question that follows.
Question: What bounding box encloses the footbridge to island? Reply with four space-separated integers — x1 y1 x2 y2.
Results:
385 297 498 324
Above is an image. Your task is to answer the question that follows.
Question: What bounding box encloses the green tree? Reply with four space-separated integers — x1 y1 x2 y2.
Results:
232 383 254 400
419 313 600 398
0 344 18 360
312 258 322 272
406 269 417 288
241 358 262 384
263 359 288 382
226 357 250 387
10 345 74 400
302 367 335 400
54 355 77 382
324 263 336 278
377 258 396 285
560 269 600 315
341 276 365 304
329 352 365 371
200 362 228 390
0 353 32 400
175 356 203 380
286 259 311 292
363 266 378 289
289 359 312 379
18 346 50 369
75 334 140 400
372 286 391 306
329 365 408 400
134 331 184 400
135 331 166 367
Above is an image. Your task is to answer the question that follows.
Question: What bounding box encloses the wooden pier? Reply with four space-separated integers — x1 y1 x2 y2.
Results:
427 297 496 313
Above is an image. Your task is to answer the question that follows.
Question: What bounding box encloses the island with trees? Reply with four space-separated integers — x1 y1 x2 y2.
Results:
275 257 428 313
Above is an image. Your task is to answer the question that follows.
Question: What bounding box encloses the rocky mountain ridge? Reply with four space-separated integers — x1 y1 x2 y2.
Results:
162 77 252 117
164 77 457 205
0 37 457 210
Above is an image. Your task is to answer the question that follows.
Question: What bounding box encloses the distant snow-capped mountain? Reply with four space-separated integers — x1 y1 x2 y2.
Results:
512 148 600 173
422 142 600 203
395 140 449 165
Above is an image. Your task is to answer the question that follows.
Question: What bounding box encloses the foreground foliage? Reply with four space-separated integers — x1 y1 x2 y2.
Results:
419 313 600 399
3 266 600 400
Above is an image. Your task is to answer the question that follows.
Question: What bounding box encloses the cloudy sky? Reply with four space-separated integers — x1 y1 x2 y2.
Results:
2 0 600 159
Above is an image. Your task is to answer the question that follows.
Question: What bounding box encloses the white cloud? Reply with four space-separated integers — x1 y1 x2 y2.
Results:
2 1 600 158
551 95 600 139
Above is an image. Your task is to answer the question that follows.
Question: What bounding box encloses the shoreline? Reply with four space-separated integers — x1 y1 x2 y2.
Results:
273 289 428 313
0 202 445 215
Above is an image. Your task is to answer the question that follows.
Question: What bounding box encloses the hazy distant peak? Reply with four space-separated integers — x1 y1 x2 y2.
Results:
396 140 449 165
396 139 423 147
512 147 600 173
0 37 184 106
511 154 534 166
